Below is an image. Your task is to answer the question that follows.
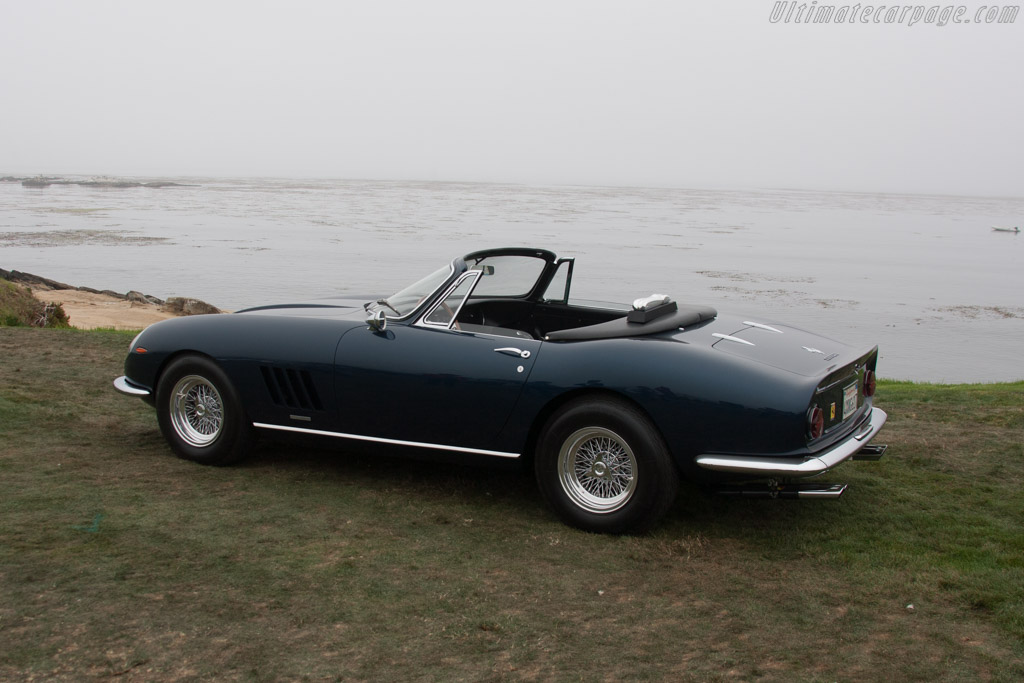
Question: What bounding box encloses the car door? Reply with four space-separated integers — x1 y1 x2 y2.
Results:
333 323 541 454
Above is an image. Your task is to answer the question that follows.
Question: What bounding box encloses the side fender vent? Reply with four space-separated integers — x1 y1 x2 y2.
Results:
260 366 324 411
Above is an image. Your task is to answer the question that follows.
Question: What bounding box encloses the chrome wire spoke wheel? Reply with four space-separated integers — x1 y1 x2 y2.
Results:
168 374 224 447
557 427 637 513
537 398 677 533
157 356 251 465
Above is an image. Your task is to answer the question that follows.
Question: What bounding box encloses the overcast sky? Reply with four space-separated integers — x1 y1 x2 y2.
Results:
2 1 1021 196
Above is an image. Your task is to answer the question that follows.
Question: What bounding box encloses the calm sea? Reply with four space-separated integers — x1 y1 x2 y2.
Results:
2 177 1022 383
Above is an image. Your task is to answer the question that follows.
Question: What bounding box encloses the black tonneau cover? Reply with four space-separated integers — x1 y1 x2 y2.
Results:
546 305 718 341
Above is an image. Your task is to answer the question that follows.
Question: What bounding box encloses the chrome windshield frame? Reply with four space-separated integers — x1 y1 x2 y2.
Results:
374 258 464 324
416 269 482 330
373 249 562 327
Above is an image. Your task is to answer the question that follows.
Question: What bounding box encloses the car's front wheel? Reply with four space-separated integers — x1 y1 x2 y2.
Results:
534 397 679 534
156 355 252 465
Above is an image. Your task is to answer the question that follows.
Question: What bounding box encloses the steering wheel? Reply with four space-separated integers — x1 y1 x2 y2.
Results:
441 302 461 330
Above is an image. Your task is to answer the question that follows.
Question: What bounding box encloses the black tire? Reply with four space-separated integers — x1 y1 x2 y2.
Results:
155 355 252 465
534 397 679 534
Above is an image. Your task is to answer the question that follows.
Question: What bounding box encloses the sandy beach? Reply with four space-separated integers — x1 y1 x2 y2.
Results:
5 265 224 331
30 287 178 330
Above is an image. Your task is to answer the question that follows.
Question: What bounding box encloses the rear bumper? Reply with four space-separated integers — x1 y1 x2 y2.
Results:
113 375 152 397
695 407 887 478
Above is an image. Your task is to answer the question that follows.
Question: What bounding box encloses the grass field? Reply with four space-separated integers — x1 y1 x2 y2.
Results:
1 327 1022 681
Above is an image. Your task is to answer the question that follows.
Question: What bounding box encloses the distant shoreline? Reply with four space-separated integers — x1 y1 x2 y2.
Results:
1 175 194 189
3 176 1021 383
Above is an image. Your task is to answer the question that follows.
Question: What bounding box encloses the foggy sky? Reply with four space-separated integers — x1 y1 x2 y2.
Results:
2 1 1022 196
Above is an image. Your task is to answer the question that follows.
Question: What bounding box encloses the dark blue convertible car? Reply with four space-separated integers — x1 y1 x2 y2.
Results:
114 247 887 533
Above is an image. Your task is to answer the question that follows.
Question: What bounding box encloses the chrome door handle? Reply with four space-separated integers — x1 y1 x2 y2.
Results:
494 347 531 359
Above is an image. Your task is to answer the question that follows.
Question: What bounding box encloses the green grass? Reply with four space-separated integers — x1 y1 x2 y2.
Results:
1 327 1022 680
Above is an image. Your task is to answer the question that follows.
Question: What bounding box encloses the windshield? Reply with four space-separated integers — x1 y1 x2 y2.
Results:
466 254 547 298
381 264 454 316
377 250 555 319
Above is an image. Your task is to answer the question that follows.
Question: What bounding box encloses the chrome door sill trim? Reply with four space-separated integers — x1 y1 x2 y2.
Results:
252 422 521 458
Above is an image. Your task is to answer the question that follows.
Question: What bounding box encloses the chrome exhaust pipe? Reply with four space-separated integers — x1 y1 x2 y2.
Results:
853 443 888 461
716 483 848 499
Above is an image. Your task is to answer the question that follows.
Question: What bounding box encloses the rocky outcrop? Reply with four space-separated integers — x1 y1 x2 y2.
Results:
127 290 164 306
0 269 74 291
0 268 221 316
162 297 222 316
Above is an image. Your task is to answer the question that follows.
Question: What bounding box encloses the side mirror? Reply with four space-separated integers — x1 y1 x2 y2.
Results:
366 308 387 332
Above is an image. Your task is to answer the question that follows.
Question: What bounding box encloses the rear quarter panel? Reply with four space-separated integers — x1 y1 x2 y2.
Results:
505 335 818 480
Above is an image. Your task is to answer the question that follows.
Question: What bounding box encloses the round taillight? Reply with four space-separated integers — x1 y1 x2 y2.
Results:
864 370 876 398
807 405 824 440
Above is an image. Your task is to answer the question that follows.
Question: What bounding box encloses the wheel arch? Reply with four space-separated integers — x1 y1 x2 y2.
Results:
522 388 679 474
152 349 219 395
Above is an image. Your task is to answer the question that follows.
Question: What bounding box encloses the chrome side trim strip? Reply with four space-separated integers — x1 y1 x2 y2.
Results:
252 422 521 459
712 333 755 346
695 407 887 478
743 321 783 334
113 375 151 397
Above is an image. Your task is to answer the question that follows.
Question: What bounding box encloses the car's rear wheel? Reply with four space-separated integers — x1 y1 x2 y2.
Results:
156 355 251 465
534 397 679 534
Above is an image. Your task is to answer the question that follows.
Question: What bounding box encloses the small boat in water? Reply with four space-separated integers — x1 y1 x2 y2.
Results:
991 226 1020 233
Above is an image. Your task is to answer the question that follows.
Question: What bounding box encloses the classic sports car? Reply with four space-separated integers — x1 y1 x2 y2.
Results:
114 248 887 533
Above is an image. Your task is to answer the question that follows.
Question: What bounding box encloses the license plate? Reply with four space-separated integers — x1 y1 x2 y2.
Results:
842 383 858 420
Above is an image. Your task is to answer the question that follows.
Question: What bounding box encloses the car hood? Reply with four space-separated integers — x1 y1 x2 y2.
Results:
234 296 376 320
672 314 869 378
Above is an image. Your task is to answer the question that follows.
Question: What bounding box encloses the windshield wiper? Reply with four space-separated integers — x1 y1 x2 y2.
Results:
376 298 401 316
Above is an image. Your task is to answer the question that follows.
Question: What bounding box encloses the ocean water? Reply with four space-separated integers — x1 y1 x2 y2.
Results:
2 177 1022 383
